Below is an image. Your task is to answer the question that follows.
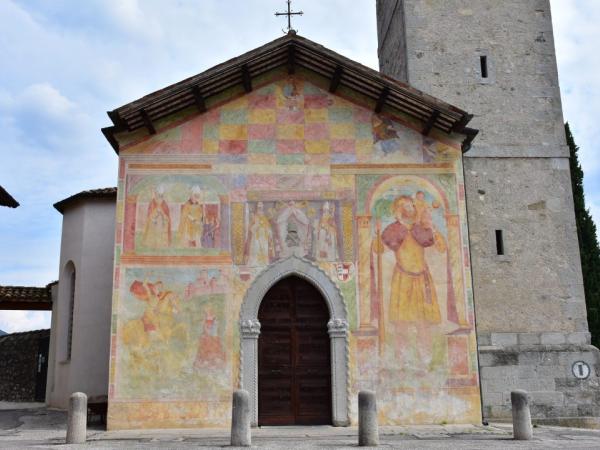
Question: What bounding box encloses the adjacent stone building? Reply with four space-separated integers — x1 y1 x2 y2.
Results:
0 329 50 402
376 0 600 423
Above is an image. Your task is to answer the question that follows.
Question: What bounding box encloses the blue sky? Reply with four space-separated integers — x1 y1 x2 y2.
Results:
0 0 598 332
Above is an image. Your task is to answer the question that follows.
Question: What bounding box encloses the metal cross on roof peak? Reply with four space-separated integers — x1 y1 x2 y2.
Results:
275 0 303 33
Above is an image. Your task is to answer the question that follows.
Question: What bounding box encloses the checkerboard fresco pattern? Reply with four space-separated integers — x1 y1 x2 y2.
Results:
199 78 373 165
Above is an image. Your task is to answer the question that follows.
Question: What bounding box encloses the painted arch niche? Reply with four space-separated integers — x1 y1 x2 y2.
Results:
239 256 350 426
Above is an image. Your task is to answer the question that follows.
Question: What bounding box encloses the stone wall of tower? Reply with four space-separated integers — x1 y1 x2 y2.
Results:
376 0 600 424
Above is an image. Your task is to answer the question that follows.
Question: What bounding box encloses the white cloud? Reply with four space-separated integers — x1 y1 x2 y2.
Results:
19 83 77 118
0 310 51 333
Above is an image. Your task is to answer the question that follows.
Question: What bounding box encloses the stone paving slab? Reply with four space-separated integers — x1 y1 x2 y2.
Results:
1 408 600 449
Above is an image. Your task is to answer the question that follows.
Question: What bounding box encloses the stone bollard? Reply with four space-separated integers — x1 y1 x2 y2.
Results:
231 389 251 447
66 392 87 444
511 390 533 440
358 390 379 446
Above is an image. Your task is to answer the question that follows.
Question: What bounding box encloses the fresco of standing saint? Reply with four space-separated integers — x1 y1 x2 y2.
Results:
314 201 338 261
142 185 171 248
381 195 446 324
245 202 274 266
177 186 204 248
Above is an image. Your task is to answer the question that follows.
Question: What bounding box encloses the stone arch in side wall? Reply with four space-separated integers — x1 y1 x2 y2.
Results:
239 255 350 426
58 260 76 363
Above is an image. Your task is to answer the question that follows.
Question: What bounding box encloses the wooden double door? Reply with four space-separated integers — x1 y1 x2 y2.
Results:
258 276 332 425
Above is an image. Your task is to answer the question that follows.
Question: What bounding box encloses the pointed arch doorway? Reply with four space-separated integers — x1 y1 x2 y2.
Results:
258 276 332 425
239 256 350 427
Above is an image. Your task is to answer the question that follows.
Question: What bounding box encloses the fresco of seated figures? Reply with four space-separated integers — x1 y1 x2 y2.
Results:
123 174 230 256
239 199 343 266
115 267 231 401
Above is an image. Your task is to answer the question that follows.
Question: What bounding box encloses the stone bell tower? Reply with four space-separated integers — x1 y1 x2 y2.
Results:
376 0 600 424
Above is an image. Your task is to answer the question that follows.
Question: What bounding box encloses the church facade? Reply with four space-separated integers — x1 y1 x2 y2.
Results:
44 1 600 431
102 34 481 429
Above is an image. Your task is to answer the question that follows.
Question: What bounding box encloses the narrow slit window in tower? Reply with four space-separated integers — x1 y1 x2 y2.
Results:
495 229 504 255
480 55 488 79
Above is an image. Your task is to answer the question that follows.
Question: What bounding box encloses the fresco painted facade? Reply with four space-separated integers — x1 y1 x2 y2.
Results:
108 69 480 429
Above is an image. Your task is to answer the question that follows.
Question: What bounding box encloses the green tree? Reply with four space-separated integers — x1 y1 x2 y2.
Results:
566 123 600 347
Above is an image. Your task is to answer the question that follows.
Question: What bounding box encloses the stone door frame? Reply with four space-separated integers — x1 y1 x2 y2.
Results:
239 256 350 426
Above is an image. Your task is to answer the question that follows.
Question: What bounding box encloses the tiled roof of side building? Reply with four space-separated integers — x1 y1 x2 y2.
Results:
0 186 19 208
0 285 53 310
0 329 50 343
53 187 117 214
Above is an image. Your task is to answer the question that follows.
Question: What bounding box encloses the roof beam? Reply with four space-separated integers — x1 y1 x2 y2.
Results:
101 127 120 152
191 85 207 113
140 109 156 135
329 66 343 93
421 110 440 136
0 302 52 311
107 110 127 130
452 113 474 132
374 87 390 113
242 65 252 93
461 127 479 153
287 45 295 74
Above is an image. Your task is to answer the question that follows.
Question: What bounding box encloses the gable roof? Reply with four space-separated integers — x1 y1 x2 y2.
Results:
0 186 19 208
102 32 477 153
0 285 53 311
53 187 117 214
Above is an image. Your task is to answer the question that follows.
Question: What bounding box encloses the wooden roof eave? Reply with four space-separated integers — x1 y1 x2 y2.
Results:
103 33 475 154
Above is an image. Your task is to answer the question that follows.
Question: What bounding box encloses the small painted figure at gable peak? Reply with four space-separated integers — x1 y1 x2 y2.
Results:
177 186 204 248
142 185 172 249
314 201 338 261
245 201 275 267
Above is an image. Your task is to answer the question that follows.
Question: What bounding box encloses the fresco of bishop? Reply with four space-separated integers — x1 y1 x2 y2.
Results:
314 201 338 261
245 201 275 266
142 185 172 248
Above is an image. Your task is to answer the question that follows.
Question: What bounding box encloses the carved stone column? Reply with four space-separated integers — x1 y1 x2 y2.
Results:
328 318 350 426
240 319 261 426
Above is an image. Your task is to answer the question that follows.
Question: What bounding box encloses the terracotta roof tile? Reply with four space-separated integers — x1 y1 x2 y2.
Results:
0 285 52 302
0 285 52 310
53 187 117 213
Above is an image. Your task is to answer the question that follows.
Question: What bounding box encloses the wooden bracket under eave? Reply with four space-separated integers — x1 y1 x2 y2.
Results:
287 45 296 74
374 87 390 113
329 66 343 93
191 86 207 113
421 110 440 136
242 65 252 93
140 109 156 135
